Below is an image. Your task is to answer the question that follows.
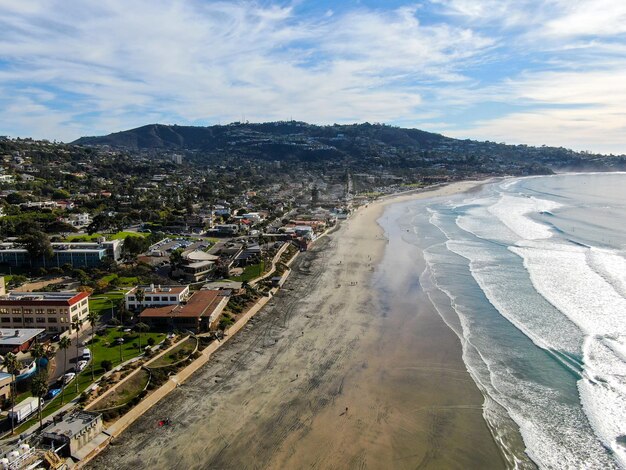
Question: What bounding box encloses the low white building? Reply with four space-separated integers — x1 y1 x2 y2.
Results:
125 284 190 311
60 212 91 228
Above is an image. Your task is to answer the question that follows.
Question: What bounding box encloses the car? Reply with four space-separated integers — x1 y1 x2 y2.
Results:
76 360 88 372
45 388 61 400
62 372 76 384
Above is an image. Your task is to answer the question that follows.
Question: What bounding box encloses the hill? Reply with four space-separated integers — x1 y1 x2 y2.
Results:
73 121 626 173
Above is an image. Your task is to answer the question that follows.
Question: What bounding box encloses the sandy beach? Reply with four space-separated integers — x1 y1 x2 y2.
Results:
88 180 505 469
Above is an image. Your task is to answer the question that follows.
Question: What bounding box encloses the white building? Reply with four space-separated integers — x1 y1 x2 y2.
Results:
60 212 92 228
125 284 190 311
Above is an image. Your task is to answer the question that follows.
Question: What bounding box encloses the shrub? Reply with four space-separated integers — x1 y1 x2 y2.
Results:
147 337 156 347
101 360 113 372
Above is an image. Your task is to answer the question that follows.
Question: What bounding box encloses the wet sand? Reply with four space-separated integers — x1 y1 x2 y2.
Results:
88 181 505 469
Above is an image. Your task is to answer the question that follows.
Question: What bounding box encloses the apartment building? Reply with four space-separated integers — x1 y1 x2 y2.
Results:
0 291 90 333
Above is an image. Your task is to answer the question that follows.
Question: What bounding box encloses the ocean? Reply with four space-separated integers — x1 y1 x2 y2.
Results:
380 173 626 469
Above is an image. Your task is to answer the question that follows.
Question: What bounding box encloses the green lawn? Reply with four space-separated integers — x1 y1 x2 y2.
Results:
108 231 148 240
66 231 147 242
231 261 265 282
89 290 128 316
86 327 166 365
97 274 138 287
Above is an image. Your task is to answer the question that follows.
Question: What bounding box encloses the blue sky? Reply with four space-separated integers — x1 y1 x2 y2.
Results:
1 0 625 153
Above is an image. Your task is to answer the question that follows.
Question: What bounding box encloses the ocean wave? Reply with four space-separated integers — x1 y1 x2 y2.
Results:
488 195 562 241
510 239 626 466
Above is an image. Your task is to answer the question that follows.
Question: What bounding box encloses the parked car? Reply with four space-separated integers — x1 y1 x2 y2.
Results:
82 348 91 360
63 372 76 384
45 388 61 400
76 360 88 372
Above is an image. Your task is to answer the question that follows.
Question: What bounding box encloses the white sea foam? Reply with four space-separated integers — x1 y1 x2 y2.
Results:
488 195 561 240
422 242 617 469
456 203 520 245
510 240 626 467
445 239 582 356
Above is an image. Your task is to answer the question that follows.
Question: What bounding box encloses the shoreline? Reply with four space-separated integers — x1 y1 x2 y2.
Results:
88 179 506 469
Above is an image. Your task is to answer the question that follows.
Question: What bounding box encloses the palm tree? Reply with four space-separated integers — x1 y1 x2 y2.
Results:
5 353 21 434
71 318 83 393
134 288 145 314
135 322 149 352
30 342 45 367
30 370 48 430
87 311 98 381
58 336 71 405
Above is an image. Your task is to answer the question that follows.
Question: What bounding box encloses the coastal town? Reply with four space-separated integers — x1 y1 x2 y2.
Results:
0 124 623 468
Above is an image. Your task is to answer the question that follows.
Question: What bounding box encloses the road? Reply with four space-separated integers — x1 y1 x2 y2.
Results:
48 328 92 385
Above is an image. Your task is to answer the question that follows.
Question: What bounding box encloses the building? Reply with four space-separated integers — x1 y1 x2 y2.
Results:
125 284 190 311
0 291 90 333
202 280 244 294
139 289 230 332
172 250 219 282
41 411 103 459
0 372 12 403
0 239 122 268
0 328 45 354
60 212 91 228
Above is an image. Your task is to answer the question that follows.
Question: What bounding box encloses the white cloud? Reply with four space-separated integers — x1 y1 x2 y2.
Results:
443 68 626 153
0 0 625 154
0 0 491 141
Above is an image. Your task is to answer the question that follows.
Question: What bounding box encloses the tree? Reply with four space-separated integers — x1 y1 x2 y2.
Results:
51 188 70 200
134 288 145 313
17 230 53 266
30 370 48 430
58 336 71 405
122 235 149 258
169 249 184 269
87 311 98 381
135 322 149 352
5 353 20 434
71 318 83 393
100 359 113 372
30 342 46 366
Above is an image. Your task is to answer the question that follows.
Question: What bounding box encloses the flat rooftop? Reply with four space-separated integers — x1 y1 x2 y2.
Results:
42 411 101 439
0 291 88 306
128 285 188 295
0 328 45 345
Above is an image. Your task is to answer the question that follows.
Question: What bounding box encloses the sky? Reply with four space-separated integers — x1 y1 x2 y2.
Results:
1 0 625 154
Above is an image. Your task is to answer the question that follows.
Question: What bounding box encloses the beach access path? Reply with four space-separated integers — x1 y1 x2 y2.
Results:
88 180 505 470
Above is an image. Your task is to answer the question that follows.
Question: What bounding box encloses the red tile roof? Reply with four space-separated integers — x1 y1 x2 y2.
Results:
139 290 228 319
